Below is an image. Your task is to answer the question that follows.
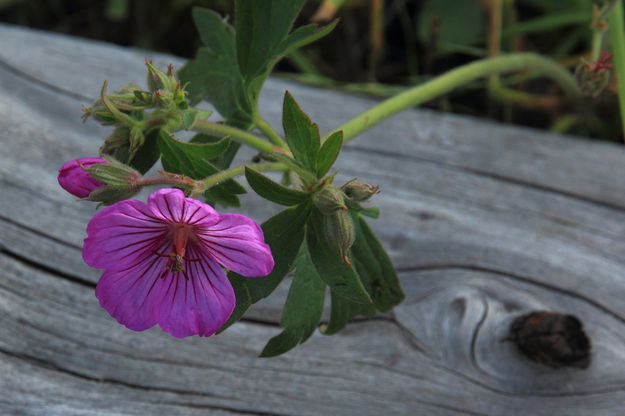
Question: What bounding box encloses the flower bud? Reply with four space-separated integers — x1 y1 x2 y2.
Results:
101 127 132 163
83 160 141 205
57 157 108 198
341 179 379 202
85 160 141 187
146 60 177 93
313 185 347 214
575 51 614 97
323 209 355 265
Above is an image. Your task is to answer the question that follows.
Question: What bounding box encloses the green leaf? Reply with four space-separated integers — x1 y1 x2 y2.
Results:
129 130 160 174
316 131 343 177
179 8 253 128
306 209 372 304
350 214 404 312
159 129 231 160
235 0 307 82
282 92 320 172
245 167 309 206
158 130 244 207
260 245 325 357
345 199 380 219
320 291 376 335
181 108 212 130
220 203 312 330
278 20 339 57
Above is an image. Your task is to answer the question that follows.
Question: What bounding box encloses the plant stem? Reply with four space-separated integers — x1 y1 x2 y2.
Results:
200 162 288 190
323 53 582 143
608 1 625 140
254 115 288 149
193 119 279 154
136 173 196 189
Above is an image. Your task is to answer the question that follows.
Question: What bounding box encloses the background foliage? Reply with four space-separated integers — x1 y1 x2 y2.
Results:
0 0 620 140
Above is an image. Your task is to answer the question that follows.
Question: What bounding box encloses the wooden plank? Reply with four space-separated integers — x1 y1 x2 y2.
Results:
2 24 625 415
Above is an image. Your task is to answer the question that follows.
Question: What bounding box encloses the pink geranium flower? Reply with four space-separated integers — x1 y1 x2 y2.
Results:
58 157 107 198
83 188 274 338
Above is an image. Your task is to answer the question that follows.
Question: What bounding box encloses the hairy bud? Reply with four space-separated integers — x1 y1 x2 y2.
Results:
341 179 379 202
323 209 355 265
313 185 347 214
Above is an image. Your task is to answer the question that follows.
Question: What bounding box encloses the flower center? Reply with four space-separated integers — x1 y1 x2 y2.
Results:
154 223 198 278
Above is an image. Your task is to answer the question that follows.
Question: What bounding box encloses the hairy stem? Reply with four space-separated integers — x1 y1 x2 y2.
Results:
254 115 288 149
324 53 582 142
200 162 288 190
193 120 280 154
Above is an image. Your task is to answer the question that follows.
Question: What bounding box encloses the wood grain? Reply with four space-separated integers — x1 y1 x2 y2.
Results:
2 24 625 415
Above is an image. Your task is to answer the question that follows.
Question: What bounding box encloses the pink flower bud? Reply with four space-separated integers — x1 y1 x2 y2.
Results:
57 157 107 198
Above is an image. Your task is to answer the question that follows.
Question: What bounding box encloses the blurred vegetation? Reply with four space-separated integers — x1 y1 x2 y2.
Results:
0 0 621 141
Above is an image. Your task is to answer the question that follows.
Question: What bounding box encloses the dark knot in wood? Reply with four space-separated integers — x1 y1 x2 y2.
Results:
508 311 591 369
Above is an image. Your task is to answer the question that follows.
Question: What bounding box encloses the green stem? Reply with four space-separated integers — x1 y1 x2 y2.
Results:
193 119 278 154
323 53 582 142
254 115 288 149
201 162 288 190
609 1 625 140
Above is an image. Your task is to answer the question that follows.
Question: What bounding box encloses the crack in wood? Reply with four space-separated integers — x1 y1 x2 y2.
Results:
344 144 625 215
0 55 91 101
396 264 625 325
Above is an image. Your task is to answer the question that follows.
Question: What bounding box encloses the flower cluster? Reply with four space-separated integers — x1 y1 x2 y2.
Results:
59 163 273 337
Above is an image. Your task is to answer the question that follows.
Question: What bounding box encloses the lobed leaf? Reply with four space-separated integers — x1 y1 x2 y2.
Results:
260 245 325 357
245 167 309 206
157 130 245 207
316 130 343 177
282 92 321 173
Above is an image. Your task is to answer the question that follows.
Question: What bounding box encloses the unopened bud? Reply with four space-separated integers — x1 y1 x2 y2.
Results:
57 157 107 198
313 185 347 214
85 160 141 187
100 127 132 163
323 209 355 265
146 60 176 93
82 159 141 205
341 179 379 202
575 51 614 97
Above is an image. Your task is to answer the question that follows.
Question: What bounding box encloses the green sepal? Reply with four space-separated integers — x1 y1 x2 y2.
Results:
282 91 320 173
345 198 380 219
245 167 309 206
260 244 325 357
316 131 343 178
306 208 372 304
220 203 312 331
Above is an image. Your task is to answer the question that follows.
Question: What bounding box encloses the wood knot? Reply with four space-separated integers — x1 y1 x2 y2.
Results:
507 311 591 369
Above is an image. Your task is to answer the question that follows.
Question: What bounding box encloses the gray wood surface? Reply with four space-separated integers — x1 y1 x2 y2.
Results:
2 24 625 415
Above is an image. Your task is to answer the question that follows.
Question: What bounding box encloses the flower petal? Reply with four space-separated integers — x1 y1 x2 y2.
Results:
148 188 219 225
95 244 172 332
83 199 168 270
156 245 235 338
196 213 274 277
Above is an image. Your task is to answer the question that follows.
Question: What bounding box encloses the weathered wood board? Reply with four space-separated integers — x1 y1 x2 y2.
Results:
2 24 625 415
